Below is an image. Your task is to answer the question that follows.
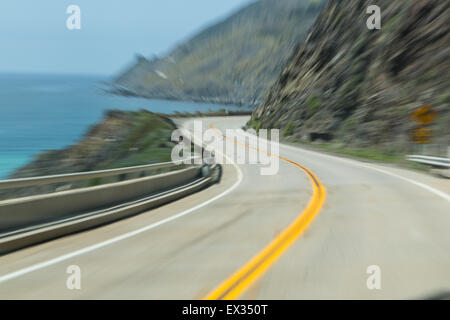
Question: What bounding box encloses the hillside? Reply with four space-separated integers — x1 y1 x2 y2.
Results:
112 0 326 107
251 0 449 155
1 111 177 200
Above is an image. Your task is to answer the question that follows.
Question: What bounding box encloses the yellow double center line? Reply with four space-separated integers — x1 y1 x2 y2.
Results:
204 123 326 300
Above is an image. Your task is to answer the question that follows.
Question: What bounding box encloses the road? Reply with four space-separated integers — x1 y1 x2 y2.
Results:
0 116 449 299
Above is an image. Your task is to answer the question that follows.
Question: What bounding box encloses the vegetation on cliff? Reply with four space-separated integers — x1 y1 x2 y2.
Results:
1 111 177 200
113 0 326 107
251 0 449 156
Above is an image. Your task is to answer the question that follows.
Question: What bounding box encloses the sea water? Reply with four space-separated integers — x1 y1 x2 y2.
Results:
0 73 246 178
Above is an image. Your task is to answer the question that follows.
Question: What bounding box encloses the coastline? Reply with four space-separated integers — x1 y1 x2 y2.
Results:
0 110 177 200
0 73 249 180
107 86 261 109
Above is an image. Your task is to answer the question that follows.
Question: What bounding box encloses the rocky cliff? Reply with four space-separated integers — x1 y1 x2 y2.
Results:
251 0 449 153
112 0 326 107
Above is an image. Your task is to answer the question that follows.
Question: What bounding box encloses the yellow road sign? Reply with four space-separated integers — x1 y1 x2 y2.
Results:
410 105 437 126
411 128 433 144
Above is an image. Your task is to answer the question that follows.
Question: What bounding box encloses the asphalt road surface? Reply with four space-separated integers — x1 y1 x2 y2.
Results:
0 116 448 299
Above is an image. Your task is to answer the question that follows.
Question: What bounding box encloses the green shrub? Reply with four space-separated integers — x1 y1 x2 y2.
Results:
308 95 321 111
248 119 261 133
284 121 295 137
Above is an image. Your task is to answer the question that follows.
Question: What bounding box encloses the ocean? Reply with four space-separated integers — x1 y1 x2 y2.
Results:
0 73 246 179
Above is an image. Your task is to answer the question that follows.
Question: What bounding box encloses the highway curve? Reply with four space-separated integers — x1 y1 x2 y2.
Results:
0 116 449 299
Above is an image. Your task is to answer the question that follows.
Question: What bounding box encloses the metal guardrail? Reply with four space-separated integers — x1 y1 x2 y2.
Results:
0 157 201 190
406 155 450 168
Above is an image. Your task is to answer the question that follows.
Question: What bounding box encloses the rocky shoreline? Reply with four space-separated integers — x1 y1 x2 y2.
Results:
107 86 261 109
1 110 177 200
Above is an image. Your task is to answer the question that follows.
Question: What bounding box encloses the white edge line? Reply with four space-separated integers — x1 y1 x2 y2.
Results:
3 117 447 284
272 136 450 202
357 165 450 202
234 127 448 202
0 121 244 284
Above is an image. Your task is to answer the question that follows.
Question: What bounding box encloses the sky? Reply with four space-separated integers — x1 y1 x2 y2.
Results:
0 0 252 76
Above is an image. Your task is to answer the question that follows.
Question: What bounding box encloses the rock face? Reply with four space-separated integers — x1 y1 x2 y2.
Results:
251 0 449 153
113 0 326 107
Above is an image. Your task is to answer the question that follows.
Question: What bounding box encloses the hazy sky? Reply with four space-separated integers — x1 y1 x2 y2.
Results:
0 0 251 75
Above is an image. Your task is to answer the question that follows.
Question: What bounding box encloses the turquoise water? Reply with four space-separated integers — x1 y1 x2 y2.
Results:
0 73 246 179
